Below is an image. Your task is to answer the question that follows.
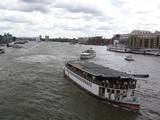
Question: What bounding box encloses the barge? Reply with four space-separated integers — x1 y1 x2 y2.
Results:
64 60 140 111
107 47 131 53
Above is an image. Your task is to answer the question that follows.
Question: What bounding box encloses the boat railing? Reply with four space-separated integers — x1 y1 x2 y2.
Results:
130 74 149 78
64 58 81 64
103 86 135 91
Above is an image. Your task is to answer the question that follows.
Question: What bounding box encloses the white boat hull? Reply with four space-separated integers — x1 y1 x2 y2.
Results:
64 66 99 96
80 54 96 59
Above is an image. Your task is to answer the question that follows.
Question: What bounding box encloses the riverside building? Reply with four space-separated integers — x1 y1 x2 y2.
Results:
128 30 160 49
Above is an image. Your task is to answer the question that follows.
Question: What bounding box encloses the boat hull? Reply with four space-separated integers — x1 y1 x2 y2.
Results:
64 66 99 96
64 66 140 111
110 100 140 111
80 54 96 59
125 58 134 61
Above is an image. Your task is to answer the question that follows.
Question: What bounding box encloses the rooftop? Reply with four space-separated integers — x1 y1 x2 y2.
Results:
68 61 131 79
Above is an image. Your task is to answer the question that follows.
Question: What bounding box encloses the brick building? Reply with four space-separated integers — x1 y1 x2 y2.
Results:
128 30 160 49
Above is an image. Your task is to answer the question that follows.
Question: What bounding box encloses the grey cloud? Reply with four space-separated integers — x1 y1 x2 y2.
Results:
0 0 51 13
54 12 95 21
22 0 44 3
53 23 113 32
21 0 53 4
54 2 102 16
111 0 124 7
0 25 13 30
19 4 50 13
63 27 84 31
53 24 86 31
0 16 32 24
0 21 15 31
96 26 112 31
135 11 152 14
138 23 157 27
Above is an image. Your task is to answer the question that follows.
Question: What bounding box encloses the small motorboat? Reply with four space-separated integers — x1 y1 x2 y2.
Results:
154 52 160 56
12 44 22 48
0 48 5 54
14 40 28 44
125 55 134 61
7 43 22 48
80 48 96 59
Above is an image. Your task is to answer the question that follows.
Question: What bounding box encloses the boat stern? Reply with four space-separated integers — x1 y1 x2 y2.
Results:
119 96 140 111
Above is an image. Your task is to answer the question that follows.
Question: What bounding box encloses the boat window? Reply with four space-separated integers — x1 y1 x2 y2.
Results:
101 81 105 86
87 74 92 81
107 89 110 93
117 97 120 101
123 81 128 89
109 81 113 88
116 90 120 93
86 81 88 85
112 90 114 94
131 91 134 96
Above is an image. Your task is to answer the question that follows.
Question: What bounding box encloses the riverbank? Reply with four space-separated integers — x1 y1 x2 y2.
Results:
107 47 160 56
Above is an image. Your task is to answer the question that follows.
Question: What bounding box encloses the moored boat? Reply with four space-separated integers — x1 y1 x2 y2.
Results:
107 47 131 53
125 55 134 61
6 43 22 48
80 48 96 59
0 48 5 54
64 60 140 111
154 51 160 56
12 44 22 48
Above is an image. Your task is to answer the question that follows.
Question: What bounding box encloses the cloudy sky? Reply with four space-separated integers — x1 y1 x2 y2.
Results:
0 0 160 38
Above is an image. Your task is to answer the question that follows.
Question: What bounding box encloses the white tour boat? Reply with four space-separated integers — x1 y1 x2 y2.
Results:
80 48 96 59
64 60 140 111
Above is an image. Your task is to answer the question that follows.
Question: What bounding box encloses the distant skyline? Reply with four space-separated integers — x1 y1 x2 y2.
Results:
0 0 160 38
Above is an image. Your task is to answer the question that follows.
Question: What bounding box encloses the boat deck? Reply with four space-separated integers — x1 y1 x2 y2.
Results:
68 61 131 79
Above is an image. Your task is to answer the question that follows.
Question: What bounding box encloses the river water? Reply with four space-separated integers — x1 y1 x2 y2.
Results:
0 41 159 120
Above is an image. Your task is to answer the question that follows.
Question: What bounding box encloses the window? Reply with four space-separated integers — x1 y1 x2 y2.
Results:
144 39 148 48
116 90 120 93
107 89 110 93
112 90 114 94
140 39 142 47
150 39 153 48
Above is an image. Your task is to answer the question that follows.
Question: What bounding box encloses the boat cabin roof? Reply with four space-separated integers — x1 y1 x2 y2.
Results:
67 61 132 80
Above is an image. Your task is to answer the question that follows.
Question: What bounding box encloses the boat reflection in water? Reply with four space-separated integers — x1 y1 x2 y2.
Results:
64 60 141 111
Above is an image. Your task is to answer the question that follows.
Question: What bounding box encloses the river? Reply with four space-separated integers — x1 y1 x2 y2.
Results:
0 41 159 120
